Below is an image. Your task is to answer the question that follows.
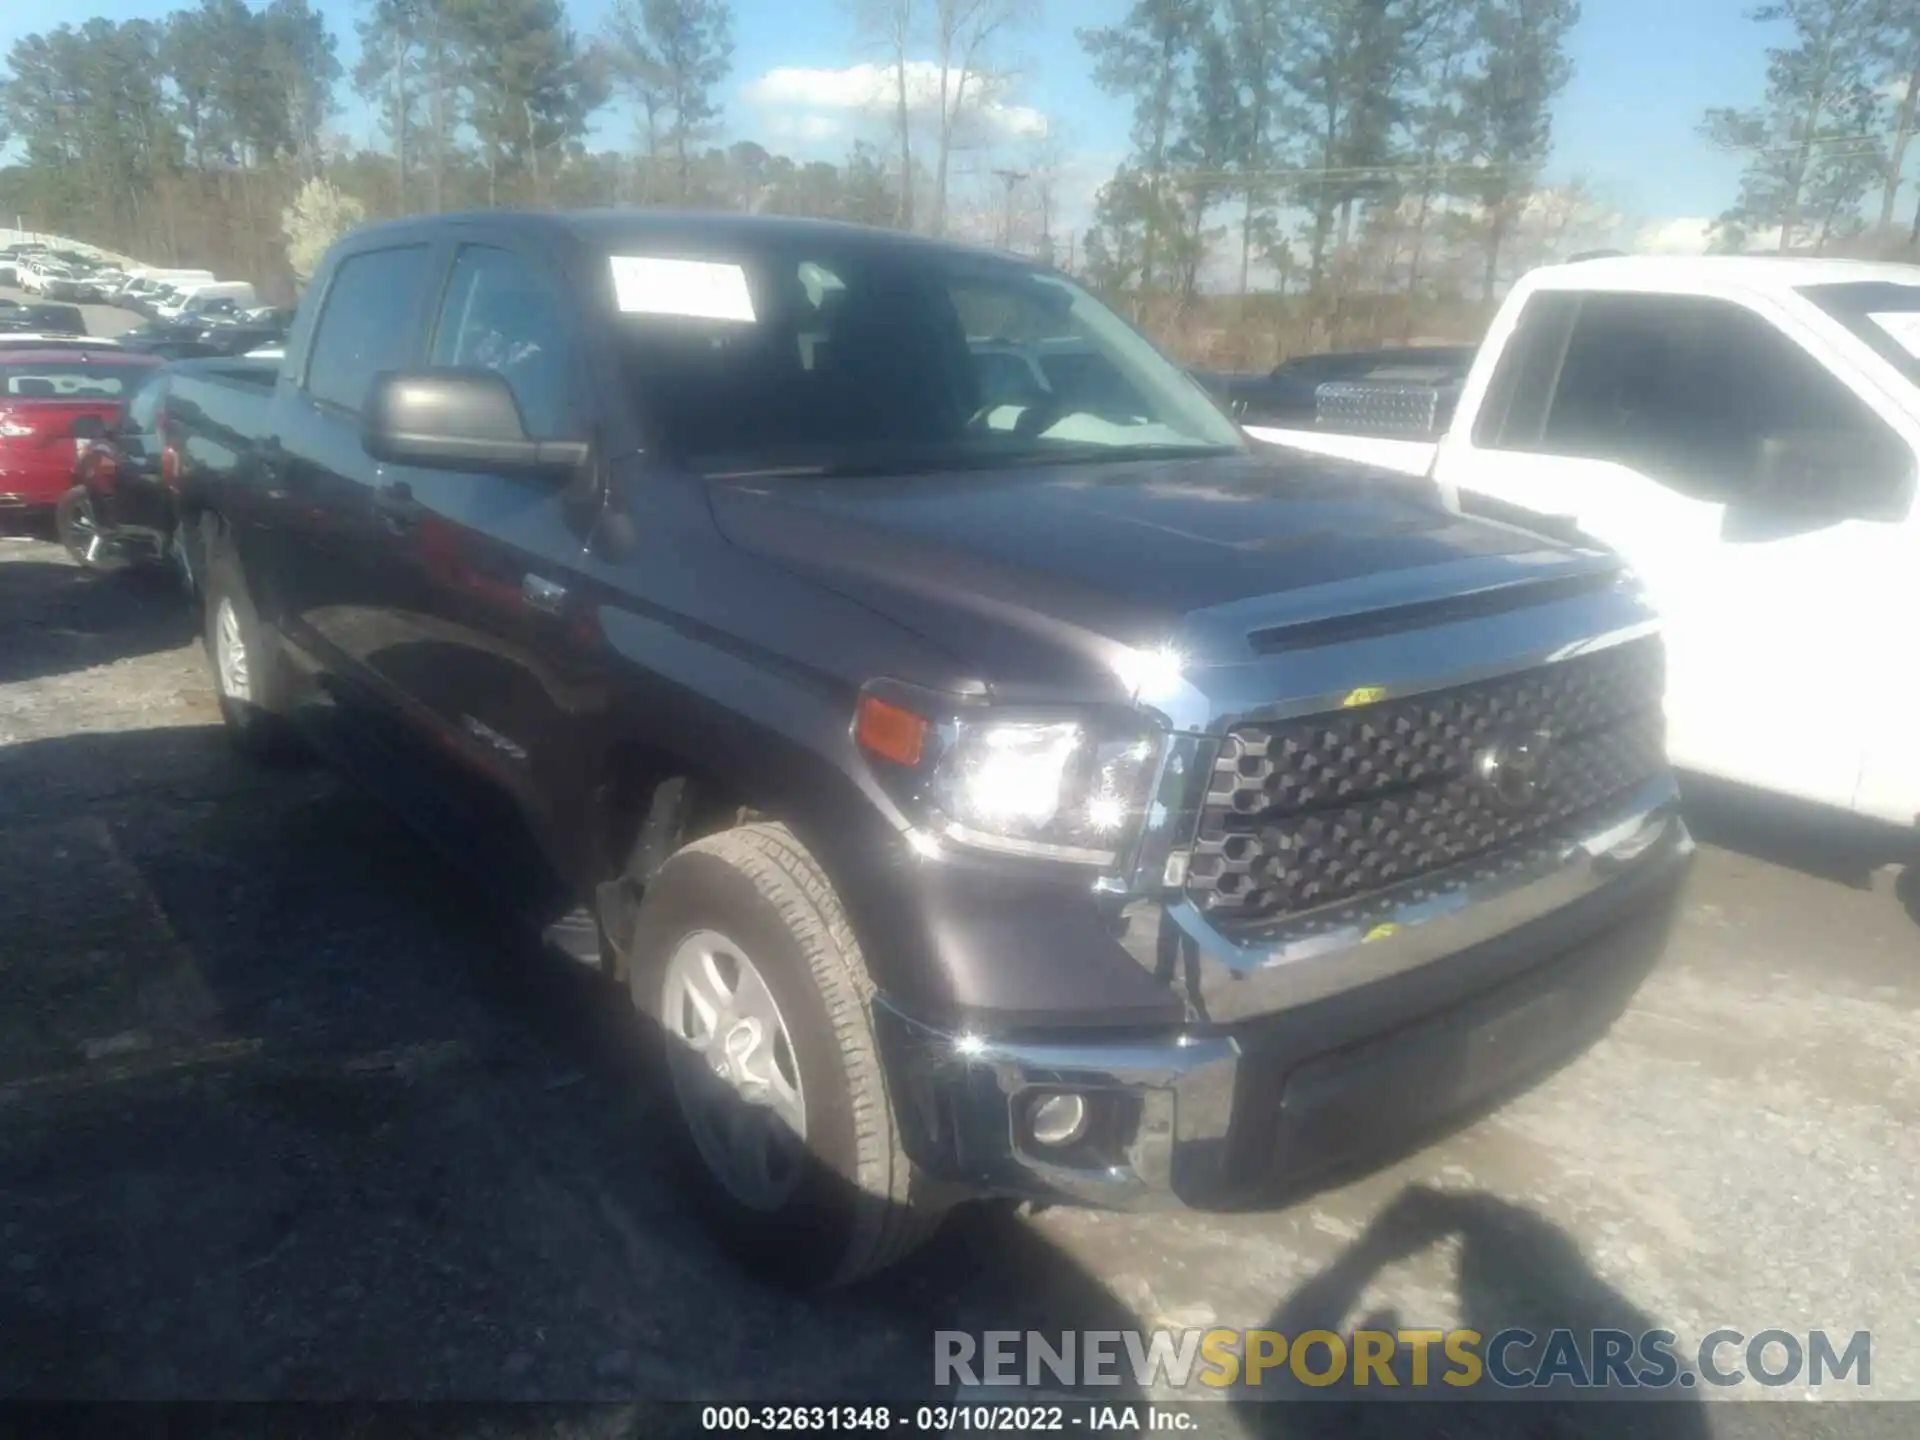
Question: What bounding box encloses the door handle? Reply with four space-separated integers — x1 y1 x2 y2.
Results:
375 480 423 535
521 573 567 615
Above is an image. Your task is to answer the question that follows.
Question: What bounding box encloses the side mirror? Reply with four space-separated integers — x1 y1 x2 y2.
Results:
361 369 589 474
1744 429 1915 523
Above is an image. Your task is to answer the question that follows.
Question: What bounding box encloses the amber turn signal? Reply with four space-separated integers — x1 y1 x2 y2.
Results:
855 694 929 768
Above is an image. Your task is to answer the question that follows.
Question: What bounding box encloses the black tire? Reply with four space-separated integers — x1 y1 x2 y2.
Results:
627 822 947 1289
54 486 126 572
200 519 297 759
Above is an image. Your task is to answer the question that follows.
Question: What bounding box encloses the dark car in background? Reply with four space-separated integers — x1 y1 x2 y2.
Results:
0 301 90 337
120 317 287 360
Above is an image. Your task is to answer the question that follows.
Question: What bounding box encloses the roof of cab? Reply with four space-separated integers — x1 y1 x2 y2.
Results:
1531 253 1920 295
340 207 1037 267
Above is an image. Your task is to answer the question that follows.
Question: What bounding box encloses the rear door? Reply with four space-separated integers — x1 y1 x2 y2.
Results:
1439 289 1920 810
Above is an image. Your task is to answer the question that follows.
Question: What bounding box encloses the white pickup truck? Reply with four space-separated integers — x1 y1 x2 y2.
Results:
1246 255 1920 828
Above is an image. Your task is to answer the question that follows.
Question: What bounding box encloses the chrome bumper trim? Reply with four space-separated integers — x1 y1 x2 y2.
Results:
872 999 1241 1209
1127 774 1693 1023
876 780 1693 1208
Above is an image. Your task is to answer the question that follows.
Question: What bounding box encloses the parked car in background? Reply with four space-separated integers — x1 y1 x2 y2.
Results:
0 303 89 337
171 282 257 321
200 323 287 356
234 305 296 330
161 209 1692 1288
1246 255 1920 829
123 271 215 316
120 337 224 361
18 259 71 295
60 366 185 578
0 336 122 353
1202 345 1477 430
74 268 127 302
0 347 161 528
43 270 100 303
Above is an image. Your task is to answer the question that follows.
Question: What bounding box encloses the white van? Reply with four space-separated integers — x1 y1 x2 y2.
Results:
123 269 215 311
171 281 258 321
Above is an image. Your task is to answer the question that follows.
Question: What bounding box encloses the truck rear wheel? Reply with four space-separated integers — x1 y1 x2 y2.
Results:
627 822 946 1289
201 520 297 759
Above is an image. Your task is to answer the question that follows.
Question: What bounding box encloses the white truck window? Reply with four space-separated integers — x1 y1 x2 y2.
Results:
1487 292 1909 515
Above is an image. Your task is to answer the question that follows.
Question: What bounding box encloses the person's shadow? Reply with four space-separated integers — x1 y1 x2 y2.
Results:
1232 1184 1713 1438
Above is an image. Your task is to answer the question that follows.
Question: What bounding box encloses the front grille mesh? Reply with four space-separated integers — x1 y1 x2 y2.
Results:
1184 638 1665 922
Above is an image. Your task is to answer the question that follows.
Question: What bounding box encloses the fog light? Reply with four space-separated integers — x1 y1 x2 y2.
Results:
1028 1092 1088 1148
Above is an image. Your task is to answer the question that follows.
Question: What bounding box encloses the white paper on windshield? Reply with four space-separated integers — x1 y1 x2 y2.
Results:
1867 311 1920 358
609 256 756 323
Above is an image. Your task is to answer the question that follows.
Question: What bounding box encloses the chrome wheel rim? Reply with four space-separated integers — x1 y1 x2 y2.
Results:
65 494 104 565
656 928 808 1211
214 596 251 701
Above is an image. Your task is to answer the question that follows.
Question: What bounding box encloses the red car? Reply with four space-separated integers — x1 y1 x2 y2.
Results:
0 348 162 528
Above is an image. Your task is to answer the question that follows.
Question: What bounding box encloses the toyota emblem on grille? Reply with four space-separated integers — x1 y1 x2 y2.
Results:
1475 728 1555 808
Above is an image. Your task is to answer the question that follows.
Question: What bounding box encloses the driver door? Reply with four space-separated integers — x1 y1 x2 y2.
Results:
1437 289 1920 812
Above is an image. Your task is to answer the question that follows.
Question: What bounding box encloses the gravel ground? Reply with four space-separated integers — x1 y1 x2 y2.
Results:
2 382 1917 1431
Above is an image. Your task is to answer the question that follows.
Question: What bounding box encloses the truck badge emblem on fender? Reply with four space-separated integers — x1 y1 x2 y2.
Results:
1475 728 1555 809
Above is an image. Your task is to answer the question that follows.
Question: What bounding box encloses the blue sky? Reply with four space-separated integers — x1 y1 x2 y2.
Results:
4 0 1769 241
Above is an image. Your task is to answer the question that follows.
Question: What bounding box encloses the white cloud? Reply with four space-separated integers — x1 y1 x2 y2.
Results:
764 112 847 146
1634 216 1716 254
742 62 1049 147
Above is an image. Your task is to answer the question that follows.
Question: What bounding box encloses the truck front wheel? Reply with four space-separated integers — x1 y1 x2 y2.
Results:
627 822 947 1289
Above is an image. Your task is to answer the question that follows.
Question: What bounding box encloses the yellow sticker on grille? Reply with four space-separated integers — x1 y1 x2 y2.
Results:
1342 686 1387 708
1363 923 1403 943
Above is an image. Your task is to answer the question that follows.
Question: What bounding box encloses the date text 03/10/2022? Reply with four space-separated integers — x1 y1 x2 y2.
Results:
698 1404 1194 1432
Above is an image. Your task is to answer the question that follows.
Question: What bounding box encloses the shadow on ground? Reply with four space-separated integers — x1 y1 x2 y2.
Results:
1231 1184 1714 1438
1679 772 1920 926
0 558 195 686
0 723 1145 1403
0 722 1718 1434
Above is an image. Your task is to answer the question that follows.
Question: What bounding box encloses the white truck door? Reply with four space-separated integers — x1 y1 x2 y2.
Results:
1437 287 1918 813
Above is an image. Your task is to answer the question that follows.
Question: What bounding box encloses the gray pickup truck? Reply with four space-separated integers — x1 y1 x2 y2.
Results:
159 209 1693 1288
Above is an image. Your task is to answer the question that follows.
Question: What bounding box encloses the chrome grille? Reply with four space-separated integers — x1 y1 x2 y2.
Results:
1185 638 1665 921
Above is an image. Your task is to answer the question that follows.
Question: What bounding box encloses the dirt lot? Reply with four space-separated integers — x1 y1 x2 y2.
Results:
1 528 1916 1429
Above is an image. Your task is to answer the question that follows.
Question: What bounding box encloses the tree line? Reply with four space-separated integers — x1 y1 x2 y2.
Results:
1 0 1917 360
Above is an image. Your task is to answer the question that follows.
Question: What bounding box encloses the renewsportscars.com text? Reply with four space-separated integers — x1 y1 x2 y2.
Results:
935 1328 1872 1392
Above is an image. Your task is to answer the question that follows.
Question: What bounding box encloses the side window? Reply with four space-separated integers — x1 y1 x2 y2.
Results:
428 246 576 440
305 245 432 413
1506 293 1908 508
1472 292 1579 449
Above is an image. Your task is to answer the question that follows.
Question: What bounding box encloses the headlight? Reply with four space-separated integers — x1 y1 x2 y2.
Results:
856 692 1165 868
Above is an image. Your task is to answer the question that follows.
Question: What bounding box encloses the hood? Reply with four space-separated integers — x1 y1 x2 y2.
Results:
706 451 1594 703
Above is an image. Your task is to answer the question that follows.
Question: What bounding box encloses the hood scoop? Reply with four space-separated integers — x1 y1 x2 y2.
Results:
1247 566 1623 656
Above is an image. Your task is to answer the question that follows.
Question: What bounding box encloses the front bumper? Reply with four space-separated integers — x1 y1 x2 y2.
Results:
874 781 1692 1209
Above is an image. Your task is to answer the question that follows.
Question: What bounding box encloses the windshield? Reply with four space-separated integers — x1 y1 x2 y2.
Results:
610 243 1246 477
1798 282 1920 387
